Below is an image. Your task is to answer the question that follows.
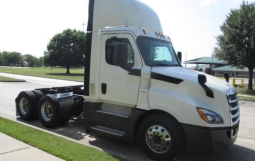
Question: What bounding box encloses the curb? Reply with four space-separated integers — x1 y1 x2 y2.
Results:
0 80 26 82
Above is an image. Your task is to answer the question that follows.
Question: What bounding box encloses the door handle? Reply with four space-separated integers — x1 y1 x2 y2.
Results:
101 83 107 94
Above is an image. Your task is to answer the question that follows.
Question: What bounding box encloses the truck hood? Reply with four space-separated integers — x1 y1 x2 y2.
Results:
151 67 232 94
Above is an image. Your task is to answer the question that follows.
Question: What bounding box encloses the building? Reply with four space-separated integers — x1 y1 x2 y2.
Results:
184 57 255 78
212 66 255 78
184 57 227 74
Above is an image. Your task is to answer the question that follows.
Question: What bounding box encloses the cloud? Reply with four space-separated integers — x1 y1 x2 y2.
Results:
200 0 217 6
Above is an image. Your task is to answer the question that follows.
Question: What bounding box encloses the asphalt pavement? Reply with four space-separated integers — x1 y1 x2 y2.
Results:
0 73 255 161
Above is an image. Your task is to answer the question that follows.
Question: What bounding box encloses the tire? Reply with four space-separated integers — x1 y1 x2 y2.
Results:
38 94 61 128
16 91 37 121
35 88 50 95
32 90 44 118
138 114 184 161
32 90 44 102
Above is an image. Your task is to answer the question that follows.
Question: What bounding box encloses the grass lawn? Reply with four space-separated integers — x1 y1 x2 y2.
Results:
0 67 84 82
238 96 255 101
0 75 25 82
0 117 120 161
235 84 255 101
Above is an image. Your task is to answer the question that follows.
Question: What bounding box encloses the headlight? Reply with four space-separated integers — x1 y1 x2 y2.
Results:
197 108 224 124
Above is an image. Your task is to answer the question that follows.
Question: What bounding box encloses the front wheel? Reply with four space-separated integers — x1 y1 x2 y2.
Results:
138 114 184 161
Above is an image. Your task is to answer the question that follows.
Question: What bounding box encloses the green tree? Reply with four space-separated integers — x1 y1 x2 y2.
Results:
214 1 255 91
46 29 86 74
0 52 3 65
20 55 24 67
10 52 22 66
24 54 38 67
0 51 22 66
37 56 44 67
43 51 49 67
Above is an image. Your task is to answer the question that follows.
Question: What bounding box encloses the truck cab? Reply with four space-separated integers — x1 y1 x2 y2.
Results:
15 0 239 160
83 0 239 159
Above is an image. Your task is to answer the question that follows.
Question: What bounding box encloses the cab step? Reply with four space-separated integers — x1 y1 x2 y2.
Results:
91 125 126 137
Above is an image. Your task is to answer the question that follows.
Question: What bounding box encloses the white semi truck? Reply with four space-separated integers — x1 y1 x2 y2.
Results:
15 0 239 160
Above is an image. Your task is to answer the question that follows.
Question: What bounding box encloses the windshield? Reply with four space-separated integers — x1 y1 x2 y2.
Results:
137 37 180 67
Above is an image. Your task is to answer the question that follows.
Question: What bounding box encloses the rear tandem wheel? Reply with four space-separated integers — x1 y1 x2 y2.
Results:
16 91 37 120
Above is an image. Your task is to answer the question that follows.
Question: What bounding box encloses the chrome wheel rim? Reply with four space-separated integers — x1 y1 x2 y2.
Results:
146 125 171 154
19 97 29 115
41 102 53 121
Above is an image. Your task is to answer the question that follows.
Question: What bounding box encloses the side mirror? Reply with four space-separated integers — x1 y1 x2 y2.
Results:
198 74 207 84
177 52 182 62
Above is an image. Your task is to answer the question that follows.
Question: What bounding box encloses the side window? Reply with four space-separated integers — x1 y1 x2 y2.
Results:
106 38 134 69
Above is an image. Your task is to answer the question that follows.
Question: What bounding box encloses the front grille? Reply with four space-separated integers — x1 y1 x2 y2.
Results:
227 90 240 125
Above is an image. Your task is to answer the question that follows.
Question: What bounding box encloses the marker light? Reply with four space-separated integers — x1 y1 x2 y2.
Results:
197 108 224 124
161 33 165 39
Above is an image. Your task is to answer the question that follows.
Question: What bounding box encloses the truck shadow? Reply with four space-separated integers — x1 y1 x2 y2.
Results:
177 144 255 161
16 117 255 161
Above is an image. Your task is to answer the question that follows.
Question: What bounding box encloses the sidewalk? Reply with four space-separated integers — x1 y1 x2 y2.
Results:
0 132 64 161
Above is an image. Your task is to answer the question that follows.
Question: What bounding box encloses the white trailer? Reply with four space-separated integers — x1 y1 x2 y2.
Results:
16 0 239 160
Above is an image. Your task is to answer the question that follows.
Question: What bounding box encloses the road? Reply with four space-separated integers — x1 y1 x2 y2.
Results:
0 73 255 161
0 73 83 116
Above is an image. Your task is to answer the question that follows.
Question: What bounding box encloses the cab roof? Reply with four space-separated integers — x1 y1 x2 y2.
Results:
92 0 163 32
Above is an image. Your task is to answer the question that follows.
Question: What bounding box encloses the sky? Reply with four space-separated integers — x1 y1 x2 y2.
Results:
1 0 255 61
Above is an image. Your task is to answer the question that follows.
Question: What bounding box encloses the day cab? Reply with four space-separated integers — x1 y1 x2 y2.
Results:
15 0 240 160
83 0 240 160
